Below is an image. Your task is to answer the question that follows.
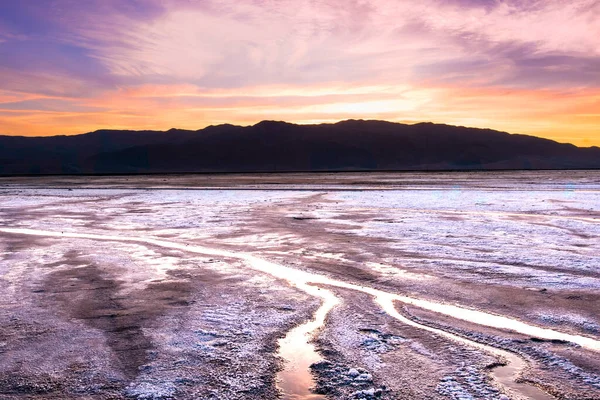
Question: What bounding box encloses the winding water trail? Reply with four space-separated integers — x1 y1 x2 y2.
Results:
3 227 599 399
277 282 337 399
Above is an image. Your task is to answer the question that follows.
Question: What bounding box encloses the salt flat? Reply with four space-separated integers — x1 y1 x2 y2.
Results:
0 171 599 400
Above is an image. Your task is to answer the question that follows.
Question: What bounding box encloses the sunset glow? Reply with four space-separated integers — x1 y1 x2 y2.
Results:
1 0 599 145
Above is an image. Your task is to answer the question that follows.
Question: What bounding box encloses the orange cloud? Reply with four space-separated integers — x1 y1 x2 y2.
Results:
1 83 599 146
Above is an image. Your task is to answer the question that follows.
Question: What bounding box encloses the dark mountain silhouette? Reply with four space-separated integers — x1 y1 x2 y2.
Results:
1 120 599 175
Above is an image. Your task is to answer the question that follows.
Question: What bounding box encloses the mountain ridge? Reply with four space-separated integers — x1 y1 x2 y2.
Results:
1 120 599 175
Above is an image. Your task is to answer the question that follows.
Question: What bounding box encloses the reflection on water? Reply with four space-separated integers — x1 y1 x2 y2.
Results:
276 283 337 399
277 325 323 399
493 356 555 400
4 228 599 400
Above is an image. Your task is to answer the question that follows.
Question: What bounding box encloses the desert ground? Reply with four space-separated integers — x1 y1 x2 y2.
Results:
0 171 599 400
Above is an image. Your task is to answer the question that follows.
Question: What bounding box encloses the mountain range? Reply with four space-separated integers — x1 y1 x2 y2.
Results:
1 120 599 175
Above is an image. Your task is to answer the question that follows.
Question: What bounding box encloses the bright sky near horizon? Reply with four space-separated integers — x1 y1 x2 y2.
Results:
0 0 599 145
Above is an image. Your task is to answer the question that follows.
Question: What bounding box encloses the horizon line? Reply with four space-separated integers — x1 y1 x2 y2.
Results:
1 118 598 149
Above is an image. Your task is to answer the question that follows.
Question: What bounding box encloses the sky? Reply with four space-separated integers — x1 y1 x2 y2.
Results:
0 0 599 146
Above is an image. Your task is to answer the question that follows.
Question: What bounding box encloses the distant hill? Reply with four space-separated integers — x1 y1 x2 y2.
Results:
1 120 599 175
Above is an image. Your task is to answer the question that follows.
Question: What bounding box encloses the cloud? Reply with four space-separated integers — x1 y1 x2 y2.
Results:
0 0 598 144
0 98 107 113
3 0 598 90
